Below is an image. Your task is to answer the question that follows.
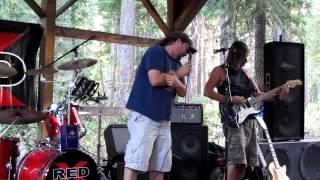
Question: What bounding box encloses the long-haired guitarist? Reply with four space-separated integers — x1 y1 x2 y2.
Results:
204 41 289 180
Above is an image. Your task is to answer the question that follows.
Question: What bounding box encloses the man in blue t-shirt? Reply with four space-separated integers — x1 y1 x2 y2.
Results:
124 32 196 180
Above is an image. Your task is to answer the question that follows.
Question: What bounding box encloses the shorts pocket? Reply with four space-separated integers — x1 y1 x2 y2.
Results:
124 142 139 163
134 113 145 122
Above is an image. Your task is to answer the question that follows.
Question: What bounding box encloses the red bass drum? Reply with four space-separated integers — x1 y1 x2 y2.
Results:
16 147 97 180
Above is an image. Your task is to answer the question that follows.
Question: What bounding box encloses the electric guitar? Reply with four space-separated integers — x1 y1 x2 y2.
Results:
256 117 290 180
220 79 302 127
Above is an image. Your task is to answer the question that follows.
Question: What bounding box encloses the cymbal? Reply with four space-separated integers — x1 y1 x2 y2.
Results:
0 64 17 77
26 68 58 76
57 59 97 71
0 109 47 125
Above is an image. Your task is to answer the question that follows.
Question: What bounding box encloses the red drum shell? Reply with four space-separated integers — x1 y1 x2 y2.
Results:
0 137 19 180
44 105 86 139
16 147 97 180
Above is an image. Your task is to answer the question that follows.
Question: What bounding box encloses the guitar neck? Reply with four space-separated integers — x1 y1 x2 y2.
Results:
263 128 281 169
249 85 283 105
257 145 267 168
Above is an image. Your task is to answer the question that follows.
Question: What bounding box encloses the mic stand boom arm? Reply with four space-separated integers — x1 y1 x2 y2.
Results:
41 35 96 69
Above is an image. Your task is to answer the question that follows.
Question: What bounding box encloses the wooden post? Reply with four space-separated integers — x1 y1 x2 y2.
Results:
37 0 56 139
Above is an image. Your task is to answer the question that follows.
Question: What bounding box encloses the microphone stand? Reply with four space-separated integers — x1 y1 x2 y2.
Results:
221 50 232 180
40 35 96 70
181 52 193 123
94 96 108 180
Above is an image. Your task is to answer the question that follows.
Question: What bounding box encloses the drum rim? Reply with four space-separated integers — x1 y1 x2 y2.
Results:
16 147 59 179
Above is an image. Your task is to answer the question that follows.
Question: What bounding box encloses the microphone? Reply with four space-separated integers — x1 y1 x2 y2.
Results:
213 47 229 54
188 51 193 61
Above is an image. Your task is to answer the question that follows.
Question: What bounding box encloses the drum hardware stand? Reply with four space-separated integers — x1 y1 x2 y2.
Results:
95 96 108 180
6 157 12 180
0 118 19 137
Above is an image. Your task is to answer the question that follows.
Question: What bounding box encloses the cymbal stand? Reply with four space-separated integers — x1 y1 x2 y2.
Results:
66 70 81 125
96 98 108 179
6 157 12 180
0 118 19 137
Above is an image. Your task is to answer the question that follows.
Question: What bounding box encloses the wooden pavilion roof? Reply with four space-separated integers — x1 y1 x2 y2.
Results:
23 0 208 109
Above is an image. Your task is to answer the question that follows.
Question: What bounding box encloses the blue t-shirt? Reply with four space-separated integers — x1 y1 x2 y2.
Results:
126 45 183 121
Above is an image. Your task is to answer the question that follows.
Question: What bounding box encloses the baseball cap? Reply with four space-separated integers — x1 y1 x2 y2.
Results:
168 32 197 54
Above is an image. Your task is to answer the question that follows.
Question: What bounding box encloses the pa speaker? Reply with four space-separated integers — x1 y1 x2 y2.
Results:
171 125 208 180
259 140 320 180
264 42 304 141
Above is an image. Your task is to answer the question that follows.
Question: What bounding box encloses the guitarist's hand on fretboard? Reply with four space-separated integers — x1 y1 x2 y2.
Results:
279 85 290 100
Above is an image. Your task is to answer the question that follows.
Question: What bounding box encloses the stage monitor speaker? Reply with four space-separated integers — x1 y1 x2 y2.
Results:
259 140 320 180
171 124 208 180
264 42 304 141
104 124 151 180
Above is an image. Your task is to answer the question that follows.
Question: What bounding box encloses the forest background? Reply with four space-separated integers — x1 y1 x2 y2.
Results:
1 0 319 164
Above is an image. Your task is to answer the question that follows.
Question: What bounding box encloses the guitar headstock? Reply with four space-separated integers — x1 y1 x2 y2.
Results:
285 79 303 88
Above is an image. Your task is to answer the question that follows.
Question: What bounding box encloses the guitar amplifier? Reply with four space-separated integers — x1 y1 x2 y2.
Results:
170 103 203 124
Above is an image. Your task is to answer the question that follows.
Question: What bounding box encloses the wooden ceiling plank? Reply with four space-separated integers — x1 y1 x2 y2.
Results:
141 0 170 36
24 0 46 18
56 0 79 18
55 26 158 47
173 0 208 31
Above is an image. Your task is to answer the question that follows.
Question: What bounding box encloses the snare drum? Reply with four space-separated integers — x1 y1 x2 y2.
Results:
16 147 98 180
0 137 19 180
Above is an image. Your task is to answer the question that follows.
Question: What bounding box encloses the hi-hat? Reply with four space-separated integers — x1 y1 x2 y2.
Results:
26 68 58 76
57 59 97 71
0 109 47 124
0 64 17 77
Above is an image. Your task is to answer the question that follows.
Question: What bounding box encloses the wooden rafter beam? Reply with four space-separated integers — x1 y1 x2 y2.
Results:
55 26 158 47
173 0 208 31
167 0 175 31
141 0 170 36
56 0 79 18
24 0 46 18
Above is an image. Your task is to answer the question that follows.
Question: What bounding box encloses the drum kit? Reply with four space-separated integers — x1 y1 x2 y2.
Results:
0 55 109 180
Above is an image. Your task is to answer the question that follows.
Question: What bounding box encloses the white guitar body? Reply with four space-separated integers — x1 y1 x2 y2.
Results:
227 80 302 126
236 106 261 124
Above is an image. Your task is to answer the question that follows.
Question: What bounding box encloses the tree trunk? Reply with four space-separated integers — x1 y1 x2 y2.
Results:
254 0 266 90
116 0 136 106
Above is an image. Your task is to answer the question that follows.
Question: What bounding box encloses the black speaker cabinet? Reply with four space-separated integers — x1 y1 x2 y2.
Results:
104 124 208 180
264 42 304 141
259 140 320 180
171 125 208 180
